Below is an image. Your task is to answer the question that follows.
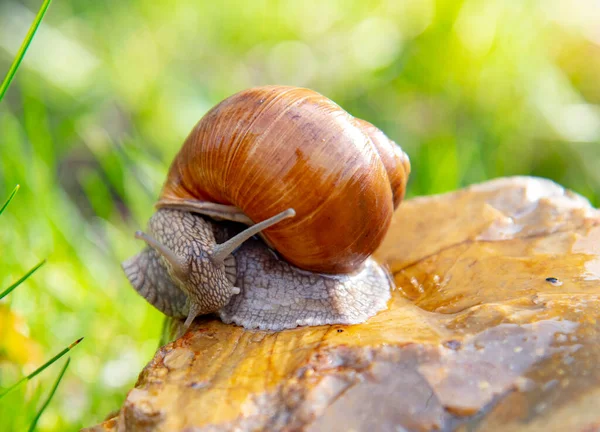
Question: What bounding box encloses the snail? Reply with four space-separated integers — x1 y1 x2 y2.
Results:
122 86 410 331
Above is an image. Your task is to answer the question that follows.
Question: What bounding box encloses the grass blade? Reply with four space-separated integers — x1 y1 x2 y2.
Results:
0 337 83 398
0 0 53 102
26 337 83 382
0 259 46 300
0 185 20 216
28 358 70 432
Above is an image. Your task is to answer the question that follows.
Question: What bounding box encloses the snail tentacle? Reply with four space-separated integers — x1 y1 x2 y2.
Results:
184 301 201 330
134 230 188 280
131 210 237 326
210 208 296 263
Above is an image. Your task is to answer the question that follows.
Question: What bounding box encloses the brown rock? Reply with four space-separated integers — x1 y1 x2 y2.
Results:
87 177 600 431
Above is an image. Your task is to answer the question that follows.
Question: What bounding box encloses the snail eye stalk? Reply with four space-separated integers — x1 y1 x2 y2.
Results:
135 230 188 280
210 208 295 263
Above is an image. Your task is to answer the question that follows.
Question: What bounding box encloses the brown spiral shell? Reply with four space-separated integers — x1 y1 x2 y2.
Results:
158 86 410 274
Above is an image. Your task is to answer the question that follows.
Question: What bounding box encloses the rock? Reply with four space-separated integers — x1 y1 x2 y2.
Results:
87 177 600 432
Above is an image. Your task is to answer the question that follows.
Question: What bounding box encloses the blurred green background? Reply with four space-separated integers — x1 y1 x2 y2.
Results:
1 0 599 429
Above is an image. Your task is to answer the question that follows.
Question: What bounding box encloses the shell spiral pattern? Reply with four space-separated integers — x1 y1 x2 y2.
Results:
159 86 410 274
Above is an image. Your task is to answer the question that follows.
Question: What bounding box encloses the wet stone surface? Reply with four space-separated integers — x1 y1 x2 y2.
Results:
86 177 600 432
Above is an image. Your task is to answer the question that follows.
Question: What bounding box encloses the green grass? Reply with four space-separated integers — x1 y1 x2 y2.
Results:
0 1 84 430
0 184 20 216
1 0 599 430
0 161 78 431
28 358 71 432
0 338 82 398
0 181 80 430
0 0 52 102
0 259 46 300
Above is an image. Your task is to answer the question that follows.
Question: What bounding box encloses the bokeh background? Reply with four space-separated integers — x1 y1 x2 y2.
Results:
1 0 599 429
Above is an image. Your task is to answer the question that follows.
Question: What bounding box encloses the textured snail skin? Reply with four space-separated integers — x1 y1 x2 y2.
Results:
158 86 410 274
219 236 392 331
122 246 188 317
122 209 392 331
124 208 237 317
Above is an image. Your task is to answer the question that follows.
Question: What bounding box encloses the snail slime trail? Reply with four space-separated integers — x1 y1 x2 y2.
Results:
122 85 410 331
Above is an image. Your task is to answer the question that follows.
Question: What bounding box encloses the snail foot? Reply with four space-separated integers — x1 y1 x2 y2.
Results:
219 239 392 331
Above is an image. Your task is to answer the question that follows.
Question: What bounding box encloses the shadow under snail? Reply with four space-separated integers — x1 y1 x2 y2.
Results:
122 85 411 331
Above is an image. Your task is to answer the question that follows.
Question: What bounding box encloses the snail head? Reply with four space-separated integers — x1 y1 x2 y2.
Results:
122 208 295 331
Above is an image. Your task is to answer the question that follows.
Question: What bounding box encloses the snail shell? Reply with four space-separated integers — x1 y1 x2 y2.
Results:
157 86 410 274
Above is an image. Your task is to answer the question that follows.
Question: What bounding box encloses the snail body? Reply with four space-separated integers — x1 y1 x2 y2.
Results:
123 209 392 331
122 86 410 331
